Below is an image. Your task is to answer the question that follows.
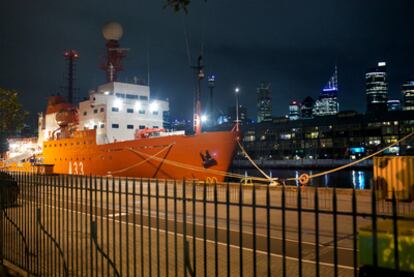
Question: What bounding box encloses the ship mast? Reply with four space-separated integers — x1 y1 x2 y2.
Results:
63 50 79 104
192 55 204 134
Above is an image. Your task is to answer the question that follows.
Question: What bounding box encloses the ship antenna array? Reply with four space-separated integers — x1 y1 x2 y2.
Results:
63 50 79 104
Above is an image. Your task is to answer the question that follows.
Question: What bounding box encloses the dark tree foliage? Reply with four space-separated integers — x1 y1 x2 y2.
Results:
165 0 205 13
0 88 28 153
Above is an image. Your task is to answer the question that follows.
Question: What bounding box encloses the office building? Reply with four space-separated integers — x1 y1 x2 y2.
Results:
289 100 301 120
401 80 414 111
313 66 339 116
228 105 248 124
257 82 272 122
387 99 401 111
301 96 314 118
238 110 414 160
366 62 388 112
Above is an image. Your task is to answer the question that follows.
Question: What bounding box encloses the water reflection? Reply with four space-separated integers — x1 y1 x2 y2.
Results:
352 170 366 190
234 168 371 189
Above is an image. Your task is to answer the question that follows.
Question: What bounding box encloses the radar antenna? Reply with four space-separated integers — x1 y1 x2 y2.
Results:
101 22 129 82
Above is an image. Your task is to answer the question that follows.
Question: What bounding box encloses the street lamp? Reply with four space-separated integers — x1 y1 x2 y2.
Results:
234 87 240 131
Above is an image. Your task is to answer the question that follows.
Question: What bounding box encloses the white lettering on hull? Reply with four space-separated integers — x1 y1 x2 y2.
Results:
69 161 84 175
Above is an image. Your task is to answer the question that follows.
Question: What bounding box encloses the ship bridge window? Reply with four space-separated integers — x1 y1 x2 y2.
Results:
112 107 119 112
127 124 134 129
139 96 148 101
127 108 134 113
126 94 139 100
112 124 119 129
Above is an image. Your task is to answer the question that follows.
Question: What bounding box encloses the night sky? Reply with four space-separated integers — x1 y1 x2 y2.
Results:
1 0 414 125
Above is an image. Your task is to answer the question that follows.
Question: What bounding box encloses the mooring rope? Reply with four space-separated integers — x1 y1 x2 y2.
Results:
285 130 414 183
236 140 278 183
107 143 176 175
112 130 414 185
236 130 414 185
127 146 269 182
4 130 413 186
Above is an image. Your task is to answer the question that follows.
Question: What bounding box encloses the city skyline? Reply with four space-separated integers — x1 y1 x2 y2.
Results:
1 0 414 123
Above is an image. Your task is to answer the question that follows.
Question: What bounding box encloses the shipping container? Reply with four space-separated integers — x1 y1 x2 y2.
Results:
373 156 414 201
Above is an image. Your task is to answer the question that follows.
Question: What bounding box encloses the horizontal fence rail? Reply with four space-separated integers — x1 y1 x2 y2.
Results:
0 171 413 276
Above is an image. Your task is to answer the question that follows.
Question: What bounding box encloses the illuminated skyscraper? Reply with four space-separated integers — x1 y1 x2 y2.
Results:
401 80 414 111
289 100 301 120
257 82 272 122
387 100 401 111
313 65 339 116
366 62 388 112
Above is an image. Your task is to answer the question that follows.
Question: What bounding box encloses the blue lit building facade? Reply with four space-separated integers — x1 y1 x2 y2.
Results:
313 65 339 116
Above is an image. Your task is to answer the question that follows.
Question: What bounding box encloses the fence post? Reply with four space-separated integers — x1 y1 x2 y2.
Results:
314 188 320 277
392 189 400 276
371 183 378 274
281 183 286 277
0 182 3 266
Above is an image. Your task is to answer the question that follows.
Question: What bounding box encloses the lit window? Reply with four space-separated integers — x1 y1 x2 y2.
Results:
280 134 292 140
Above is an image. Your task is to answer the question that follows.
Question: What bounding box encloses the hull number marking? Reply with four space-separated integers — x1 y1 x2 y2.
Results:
69 161 84 175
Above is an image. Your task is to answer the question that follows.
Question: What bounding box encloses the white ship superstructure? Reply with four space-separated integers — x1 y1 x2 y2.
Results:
79 81 169 144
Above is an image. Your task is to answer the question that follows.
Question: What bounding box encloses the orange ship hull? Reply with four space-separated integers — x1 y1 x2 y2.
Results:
42 130 238 182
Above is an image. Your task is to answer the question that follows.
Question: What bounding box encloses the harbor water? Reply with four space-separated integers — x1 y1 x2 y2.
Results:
231 168 373 189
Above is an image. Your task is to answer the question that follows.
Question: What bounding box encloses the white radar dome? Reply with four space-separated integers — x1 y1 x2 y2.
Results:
102 21 123 41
